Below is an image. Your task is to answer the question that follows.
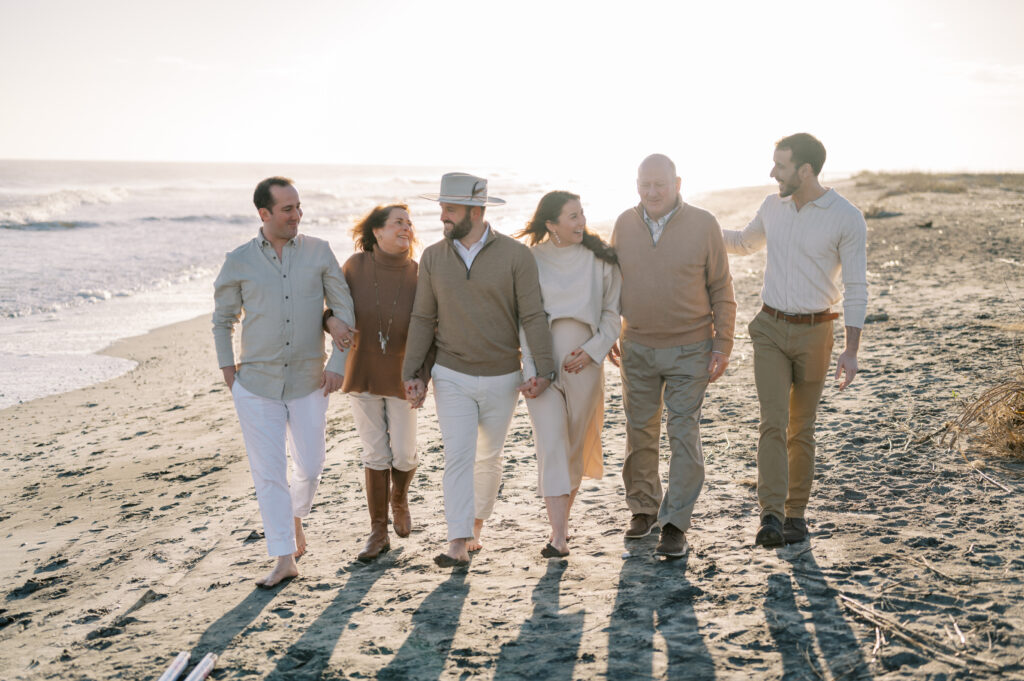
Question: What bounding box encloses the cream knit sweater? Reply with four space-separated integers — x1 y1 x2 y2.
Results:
520 241 622 377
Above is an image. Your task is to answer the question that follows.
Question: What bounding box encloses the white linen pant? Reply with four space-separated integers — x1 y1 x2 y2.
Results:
348 392 418 471
232 380 329 557
431 364 521 541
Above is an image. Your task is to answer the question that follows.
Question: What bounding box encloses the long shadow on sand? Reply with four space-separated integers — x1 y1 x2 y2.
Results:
764 547 871 680
262 562 388 679
192 587 281 658
376 569 470 681
492 560 584 680
607 549 715 680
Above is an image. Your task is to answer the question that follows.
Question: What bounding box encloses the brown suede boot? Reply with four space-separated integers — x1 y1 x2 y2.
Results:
357 468 391 562
390 467 416 538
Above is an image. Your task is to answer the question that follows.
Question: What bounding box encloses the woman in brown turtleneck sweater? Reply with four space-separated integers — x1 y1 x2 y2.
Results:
325 203 432 562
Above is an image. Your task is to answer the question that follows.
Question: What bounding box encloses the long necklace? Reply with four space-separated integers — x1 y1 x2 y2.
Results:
372 251 404 353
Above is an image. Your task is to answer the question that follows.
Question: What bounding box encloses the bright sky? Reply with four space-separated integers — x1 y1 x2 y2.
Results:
2 0 1023 189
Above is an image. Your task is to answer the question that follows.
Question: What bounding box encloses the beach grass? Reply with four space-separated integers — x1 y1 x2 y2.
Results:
944 372 1024 461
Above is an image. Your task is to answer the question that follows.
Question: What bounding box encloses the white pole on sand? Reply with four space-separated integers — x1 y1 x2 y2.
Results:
182 653 218 681
156 652 190 681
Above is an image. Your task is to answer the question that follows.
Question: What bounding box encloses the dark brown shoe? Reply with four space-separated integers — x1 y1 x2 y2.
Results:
783 517 808 544
390 467 416 538
755 514 785 548
654 523 688 557
624 513 658 539
357 468 391 562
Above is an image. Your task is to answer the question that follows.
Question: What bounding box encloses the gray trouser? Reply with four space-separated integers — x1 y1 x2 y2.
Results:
620 337 711 532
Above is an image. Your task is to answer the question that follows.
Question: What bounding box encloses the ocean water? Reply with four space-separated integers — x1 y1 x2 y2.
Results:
0 160 633 408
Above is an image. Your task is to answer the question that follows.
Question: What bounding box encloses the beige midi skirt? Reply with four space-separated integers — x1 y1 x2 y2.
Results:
526 318 605 497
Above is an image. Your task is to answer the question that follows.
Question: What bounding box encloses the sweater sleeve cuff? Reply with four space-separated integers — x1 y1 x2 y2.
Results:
581 335 612 365
214 337 235 369
711 338 733 357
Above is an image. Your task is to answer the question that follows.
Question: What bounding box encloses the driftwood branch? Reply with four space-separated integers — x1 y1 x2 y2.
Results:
838 594 1002 671
903 556 971 585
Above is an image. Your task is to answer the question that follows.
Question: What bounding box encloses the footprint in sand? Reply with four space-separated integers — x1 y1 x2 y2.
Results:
6 576 62 600
34 557 68 573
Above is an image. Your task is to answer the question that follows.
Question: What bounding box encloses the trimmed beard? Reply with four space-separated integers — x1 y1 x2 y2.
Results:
444 211 474 240
777 173 801 198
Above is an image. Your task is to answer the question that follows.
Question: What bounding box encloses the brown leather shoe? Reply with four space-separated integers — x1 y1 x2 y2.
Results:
390 467 416 538
357 468 391 562
755 514 785 548
654 523 688 557
624 513 658 539
783 517 808 544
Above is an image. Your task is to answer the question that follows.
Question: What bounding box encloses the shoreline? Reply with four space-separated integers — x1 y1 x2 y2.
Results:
0 181 777 413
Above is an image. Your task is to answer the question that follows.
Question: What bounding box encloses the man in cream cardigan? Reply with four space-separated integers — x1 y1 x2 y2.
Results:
610 154 737 558
722 133 867 548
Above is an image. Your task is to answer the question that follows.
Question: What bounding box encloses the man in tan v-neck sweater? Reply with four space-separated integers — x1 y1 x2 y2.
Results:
610 154 736 558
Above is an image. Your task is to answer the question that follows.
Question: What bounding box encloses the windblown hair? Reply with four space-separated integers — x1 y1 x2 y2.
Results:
253 176 294 212
776 133 827 175
516 190 617 265
351 203 417 253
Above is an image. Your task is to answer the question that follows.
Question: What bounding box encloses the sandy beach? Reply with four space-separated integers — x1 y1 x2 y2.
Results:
2 176 1023 680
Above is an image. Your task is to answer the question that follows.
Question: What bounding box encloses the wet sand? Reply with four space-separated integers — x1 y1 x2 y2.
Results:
2 177 1023 679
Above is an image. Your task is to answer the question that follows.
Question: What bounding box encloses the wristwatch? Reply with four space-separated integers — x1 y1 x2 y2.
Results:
542 370 557 381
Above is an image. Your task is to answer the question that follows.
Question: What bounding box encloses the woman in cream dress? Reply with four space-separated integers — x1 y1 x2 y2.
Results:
517 191 621 557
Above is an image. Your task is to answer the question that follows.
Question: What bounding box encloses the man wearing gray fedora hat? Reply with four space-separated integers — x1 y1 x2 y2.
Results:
403 172 556 567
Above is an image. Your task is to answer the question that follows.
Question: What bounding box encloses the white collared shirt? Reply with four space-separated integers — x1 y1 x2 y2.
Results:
452 225 490 269
722 189 868 328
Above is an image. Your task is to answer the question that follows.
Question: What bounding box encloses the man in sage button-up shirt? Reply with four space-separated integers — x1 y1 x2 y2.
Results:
213 176 354 588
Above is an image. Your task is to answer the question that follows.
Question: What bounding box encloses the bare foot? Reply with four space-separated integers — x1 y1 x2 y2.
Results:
466 518 484 552
255 555 298 589
293 517 307 559
440 538 470 563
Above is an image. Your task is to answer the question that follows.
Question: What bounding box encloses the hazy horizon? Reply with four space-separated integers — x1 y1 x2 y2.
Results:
3 0 1023 192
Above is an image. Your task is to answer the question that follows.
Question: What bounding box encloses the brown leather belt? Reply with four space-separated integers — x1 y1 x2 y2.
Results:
762 304 838 324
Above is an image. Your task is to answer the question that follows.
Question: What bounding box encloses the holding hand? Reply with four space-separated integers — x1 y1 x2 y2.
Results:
607 341 621 368
326 316 356 351
562 348 593 374
517 376 552 399
404 378 427 408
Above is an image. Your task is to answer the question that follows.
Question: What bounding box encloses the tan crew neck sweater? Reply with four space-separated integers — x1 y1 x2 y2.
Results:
402 228 554 380
612 200 736 355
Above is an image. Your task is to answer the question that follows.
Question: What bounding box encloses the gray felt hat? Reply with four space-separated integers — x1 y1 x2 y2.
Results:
419 172 506 206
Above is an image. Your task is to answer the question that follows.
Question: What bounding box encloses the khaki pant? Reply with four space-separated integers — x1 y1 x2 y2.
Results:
748 311 834 522
620 337 711 532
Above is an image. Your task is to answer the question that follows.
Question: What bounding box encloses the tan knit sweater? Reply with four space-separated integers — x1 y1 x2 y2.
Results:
402 228 555 380
612 200 736 355
340 249 431 399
